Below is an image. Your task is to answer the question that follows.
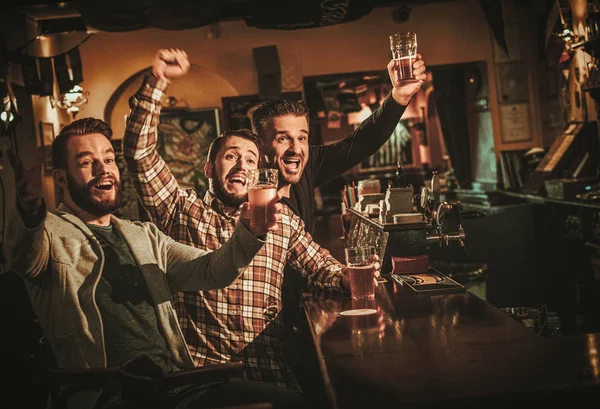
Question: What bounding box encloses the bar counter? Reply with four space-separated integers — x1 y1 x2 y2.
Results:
302 278 600 409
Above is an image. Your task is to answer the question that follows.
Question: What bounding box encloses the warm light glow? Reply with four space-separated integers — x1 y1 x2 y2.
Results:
586 334 600 380
1 95 16 125
0 111 13 123
393 319 404 340
452 312 459 326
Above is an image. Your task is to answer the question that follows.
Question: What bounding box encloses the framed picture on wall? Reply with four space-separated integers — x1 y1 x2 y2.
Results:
157 107 221 194
221 92 303 131
499 103 533 143
39 121 55 171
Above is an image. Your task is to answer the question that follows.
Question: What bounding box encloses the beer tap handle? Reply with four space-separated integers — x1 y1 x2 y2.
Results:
454 207 469 257
431 172 440 204
459 237 470 257
453 203 463 229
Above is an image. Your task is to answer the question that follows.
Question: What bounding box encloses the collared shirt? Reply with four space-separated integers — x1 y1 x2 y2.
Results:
123 75 345 391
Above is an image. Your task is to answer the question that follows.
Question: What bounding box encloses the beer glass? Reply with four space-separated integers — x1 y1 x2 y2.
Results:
389 32 418 81
344 246 376 300
247 168 278 229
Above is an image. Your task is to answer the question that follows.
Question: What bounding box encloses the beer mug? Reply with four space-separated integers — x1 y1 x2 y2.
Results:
247 168 278 229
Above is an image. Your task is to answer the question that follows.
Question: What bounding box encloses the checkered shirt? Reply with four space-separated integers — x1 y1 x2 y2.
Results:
123 75 346 391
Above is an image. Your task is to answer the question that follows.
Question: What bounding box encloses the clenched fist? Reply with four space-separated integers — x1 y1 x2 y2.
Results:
152 48 190 82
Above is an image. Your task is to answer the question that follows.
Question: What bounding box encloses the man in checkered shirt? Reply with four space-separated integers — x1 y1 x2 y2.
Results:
123 49 379 398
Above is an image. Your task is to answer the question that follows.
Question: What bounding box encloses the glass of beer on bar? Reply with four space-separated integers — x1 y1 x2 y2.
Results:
389 32 418 81
247 168 278 230
344 246 376 300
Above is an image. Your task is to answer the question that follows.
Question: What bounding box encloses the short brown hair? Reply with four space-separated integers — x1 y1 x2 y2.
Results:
250 99 309 138
52 118 113 170
206 129 262 166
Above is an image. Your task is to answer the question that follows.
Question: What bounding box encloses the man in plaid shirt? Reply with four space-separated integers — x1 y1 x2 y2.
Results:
123 49 378 397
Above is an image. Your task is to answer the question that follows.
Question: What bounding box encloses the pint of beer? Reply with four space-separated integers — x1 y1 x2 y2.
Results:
247 168 278 230
344 246 376 300
389 32 418 82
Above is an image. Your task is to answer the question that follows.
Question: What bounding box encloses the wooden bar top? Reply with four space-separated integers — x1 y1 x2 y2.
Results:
302 279 600 409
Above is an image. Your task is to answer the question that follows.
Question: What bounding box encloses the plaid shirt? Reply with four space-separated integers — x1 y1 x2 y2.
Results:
123 75 345 391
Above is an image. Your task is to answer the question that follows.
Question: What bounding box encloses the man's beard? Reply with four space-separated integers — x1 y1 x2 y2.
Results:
279 169 302 185
67 174 123 217
211 174 247 208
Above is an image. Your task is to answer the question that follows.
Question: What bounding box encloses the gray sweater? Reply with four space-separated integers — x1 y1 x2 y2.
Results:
3 202 264 371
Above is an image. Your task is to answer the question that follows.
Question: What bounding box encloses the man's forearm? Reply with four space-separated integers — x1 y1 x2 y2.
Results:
123 74 168 164
392 88 412 106
306 256 345 292
166 221 265 291
288 224 346 291
4 201 48 279
123 74 180 232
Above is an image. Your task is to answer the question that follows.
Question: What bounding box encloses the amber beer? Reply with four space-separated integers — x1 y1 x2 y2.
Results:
248 185 277 228
348 263 375 300
396 56 416 82
389 32 417 81
345 246 376 300
247 168 278 230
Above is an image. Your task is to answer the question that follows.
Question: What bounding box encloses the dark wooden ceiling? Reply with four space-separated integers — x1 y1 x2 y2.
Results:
6 0 466 32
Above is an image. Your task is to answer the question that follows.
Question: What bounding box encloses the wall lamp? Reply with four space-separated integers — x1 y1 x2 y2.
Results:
56 84 88 119
1 95 20 136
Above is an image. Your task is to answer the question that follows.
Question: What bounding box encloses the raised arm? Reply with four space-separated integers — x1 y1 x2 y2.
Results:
123 48 193 231
4 149 50 279
311 55 427 185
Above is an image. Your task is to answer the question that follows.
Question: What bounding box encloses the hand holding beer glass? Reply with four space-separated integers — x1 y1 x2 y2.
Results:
389 32 418 82
247 168 278 231
344 246 378 301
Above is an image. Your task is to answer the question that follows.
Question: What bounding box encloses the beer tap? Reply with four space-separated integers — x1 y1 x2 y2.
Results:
427 200 467 251
421 173 484 255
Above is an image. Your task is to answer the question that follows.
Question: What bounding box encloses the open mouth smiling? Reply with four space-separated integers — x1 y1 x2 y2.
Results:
93 180 114 191
282 158 301 171
227 174 246 186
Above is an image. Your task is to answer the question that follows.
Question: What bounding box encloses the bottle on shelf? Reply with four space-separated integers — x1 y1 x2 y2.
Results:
395 159 407 188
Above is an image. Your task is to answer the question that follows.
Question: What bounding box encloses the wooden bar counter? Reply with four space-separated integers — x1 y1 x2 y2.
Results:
302 278 600 409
